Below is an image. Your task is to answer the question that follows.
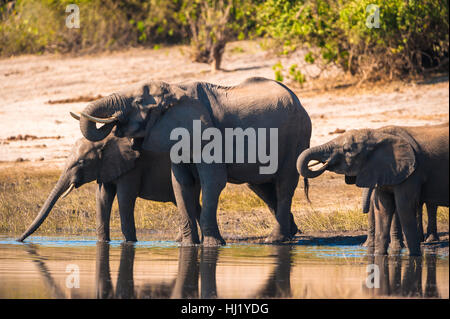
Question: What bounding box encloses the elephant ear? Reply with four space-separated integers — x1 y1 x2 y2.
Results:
356 132 417 187
98 137 140 183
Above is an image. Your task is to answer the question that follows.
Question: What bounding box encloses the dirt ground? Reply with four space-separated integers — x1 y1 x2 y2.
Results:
0 40 448 166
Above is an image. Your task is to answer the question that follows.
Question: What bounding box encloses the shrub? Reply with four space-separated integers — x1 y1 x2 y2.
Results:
257 0 449 79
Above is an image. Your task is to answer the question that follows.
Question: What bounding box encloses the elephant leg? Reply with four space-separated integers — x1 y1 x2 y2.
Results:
416 204 425 242
394 187 422 256
116 182 138 242
363 193 375 249
96 183 116 242
175 182 202 243
265 175 298 243
425 203 439 242
373 189 395 255
247 183 299 239
197 163 227 246
171 163 201 245
389 211 404 251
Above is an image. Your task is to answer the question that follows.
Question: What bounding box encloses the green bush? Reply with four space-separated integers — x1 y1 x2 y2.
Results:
0 0 187 56
257 0 449 79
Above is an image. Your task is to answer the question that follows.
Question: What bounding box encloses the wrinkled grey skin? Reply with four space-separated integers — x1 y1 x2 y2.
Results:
77 77 312 246
362 187 440 250
297 123 449 256
17 134 186 243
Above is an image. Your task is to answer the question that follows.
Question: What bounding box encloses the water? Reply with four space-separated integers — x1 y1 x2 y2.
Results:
0 236 447 299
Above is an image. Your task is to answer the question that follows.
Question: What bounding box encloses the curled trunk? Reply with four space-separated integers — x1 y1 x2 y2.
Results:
17 176 71 242
79 94 128 142
296 142 334 179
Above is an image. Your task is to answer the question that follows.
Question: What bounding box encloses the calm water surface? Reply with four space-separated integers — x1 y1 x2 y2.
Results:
0 235 447 299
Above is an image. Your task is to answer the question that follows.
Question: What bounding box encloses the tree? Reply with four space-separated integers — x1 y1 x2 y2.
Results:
183 0 234 72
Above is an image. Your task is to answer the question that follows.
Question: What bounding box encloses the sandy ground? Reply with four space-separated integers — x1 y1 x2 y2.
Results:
0 40 448 166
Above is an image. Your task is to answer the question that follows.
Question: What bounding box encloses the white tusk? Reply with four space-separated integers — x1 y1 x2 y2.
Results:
69 112 81 121
61 183 75 199
308 160 322 168
309 161 329 171
80 112 118 124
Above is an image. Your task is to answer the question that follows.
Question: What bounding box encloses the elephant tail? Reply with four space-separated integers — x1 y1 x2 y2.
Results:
304 177 310 203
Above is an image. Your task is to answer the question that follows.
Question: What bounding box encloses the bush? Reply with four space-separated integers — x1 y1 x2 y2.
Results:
256 0 449 79
0 0 187 56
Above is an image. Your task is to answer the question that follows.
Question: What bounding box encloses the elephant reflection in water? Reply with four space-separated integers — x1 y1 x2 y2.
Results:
24 243 296 299
96 244 221 299
363 250 440 298
255 245 293 298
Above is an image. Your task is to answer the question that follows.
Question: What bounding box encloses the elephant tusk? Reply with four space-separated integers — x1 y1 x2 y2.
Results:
308 160 322 168
61 183 75 199
309 161 328 171
80 112 118 124
69 112 81 121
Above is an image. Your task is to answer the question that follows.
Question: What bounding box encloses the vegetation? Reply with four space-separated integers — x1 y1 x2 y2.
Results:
1 0 447 80
1 167 448 240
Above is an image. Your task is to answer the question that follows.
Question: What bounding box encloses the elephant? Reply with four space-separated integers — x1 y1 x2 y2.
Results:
75 77 312 246
16 131 193 243
297 123 449 255
361 187 440 250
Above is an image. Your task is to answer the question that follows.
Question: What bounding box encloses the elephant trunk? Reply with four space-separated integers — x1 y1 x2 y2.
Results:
296 142 334 179
361 187 374 214
17 174 72 242
79 94 128 142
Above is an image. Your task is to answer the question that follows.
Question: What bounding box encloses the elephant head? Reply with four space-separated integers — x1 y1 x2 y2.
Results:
296 127 418 188
76 81 191 152
17 132 139 242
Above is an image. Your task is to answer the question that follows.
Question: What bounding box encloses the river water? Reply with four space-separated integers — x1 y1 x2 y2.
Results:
0 236 447 299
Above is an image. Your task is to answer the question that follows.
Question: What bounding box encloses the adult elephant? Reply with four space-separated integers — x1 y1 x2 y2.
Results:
16 130 198 242
76 77 312 246
297 123 448 255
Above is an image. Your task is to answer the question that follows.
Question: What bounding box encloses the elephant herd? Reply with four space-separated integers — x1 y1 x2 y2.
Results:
17 77 449 256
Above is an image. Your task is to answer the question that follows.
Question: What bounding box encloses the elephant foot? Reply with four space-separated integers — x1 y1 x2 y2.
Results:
265 232 292 244
175 231 183 242
290 222 300 238
424 233 440 243
202 235 226 247
407 248 422 256
180 238 200 247
361 238 374 248
389 241 404 253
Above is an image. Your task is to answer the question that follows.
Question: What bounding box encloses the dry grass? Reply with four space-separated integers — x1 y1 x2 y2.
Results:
0 165 448 240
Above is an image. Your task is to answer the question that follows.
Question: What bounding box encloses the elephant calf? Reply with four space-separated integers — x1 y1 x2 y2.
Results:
362 187 440 250
17 133 194 242
297 123 449 255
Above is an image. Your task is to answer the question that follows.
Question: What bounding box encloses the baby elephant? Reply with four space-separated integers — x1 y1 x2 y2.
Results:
297 123 449 256
17 132 200 242
362 187 440 251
